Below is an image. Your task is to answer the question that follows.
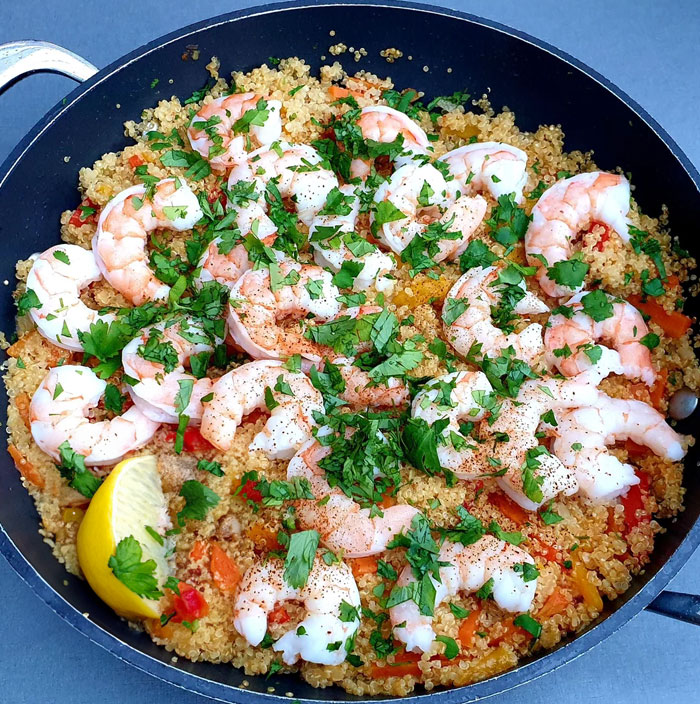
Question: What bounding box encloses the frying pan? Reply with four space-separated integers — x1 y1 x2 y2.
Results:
0 2 698 701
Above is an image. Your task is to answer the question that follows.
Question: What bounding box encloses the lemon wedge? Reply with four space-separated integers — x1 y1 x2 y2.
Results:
77 455 171 620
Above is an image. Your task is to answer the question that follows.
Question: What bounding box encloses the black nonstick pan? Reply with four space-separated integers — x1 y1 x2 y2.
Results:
0 2 698 702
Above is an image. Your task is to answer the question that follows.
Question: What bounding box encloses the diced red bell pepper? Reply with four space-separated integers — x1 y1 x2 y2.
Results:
164 426 214 453
172 582 209 622
590 221 612 252
237 478 263 502
68 198 99 227
621 471 651 532
268 606 290 625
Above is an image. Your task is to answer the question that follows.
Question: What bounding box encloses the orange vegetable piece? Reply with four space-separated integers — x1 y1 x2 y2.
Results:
489 617 526 646
531 537 559 563
649 367 668 411
570 559 604 612
189 540 208 562
128 154 144 168
457 607 481 648
328 85 351 100
350 556 378 578
625 438 651 460
8 444 44 489
209 543 241 593
370 652 422 679
14 392 31 430
538 589 571 619
379 491 397 509
268 605 290 625
487 492 529 526
628 294 692 338
245 522 282 553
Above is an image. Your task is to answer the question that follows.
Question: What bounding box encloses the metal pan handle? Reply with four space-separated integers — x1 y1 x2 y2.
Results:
1 37 699 631
0 41 97 93
646 591 700 625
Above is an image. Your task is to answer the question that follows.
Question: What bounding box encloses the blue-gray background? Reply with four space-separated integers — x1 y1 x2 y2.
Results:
1 1 698 702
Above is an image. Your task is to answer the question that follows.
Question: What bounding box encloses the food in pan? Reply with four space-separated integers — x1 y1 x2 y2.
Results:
4 56 697 695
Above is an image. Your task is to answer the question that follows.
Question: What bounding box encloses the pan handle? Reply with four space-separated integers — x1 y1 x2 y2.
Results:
0 41 97 94
646 591 700 626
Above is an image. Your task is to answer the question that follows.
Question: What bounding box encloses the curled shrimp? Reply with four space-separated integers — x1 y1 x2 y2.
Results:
411 370 494 474
391 536 537 653
93 178 202 305
551 393 687 502
350 105 430 179
439 142 528 203
187 92 282 171
25 244 114 351
30 365 160 466
288 438 419 557
233 556 360 665
443 265 549 363
372 162 487 258
199 359 324 458
228 141 338 227
545 290 656 386
525 172 631 298
334 357 409 409
310 184 396 293
121 318 221 424
227 259 341 363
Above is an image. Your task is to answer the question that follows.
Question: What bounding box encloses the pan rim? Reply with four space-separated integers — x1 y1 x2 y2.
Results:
1 1 698 702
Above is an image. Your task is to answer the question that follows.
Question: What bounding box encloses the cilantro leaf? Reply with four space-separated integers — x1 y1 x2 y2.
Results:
108 536 162 600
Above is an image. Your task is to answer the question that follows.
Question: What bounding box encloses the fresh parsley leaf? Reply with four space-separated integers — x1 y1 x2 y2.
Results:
108 536 162 600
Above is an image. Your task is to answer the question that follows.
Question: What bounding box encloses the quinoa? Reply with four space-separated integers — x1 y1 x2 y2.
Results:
3 57 697 696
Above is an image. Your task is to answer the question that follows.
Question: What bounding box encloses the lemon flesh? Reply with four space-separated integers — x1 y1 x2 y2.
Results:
77 455 171 620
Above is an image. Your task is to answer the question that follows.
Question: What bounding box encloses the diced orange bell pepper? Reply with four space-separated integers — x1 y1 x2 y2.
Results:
488 492 529 526
128 154 144 168
14 392 31 430
649 367 668 411
209 543 241 593
245 523 282 553
538 589 571 619
268 605 291 625
189 540 208 562
531 537 559 563
457 607 481 648
350 556 378 578
570 559 604 612
628 294 692 338
371 651 422 679
8 444 44 488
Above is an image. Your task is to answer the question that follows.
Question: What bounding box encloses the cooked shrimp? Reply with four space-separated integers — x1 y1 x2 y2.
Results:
545 290 655 385
350 105 430 179
233 556 360 665
93 178 202 305
483 378 599 509
391 536 537 653
187 92 282 172
525 172 631 298
227 259 341 363
334 357 409 409
25 244 114 352
439 142 528 203
411 370 494 473
30 365 160 466
310 184 396 293
372 163 487 258
227 141 338 227
443 265 549 363
199 360 323 458
121 318 220 424
551 393 687 502
288 438 419 557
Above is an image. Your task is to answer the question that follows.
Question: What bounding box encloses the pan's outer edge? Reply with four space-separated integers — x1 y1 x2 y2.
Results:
0 2 698 703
